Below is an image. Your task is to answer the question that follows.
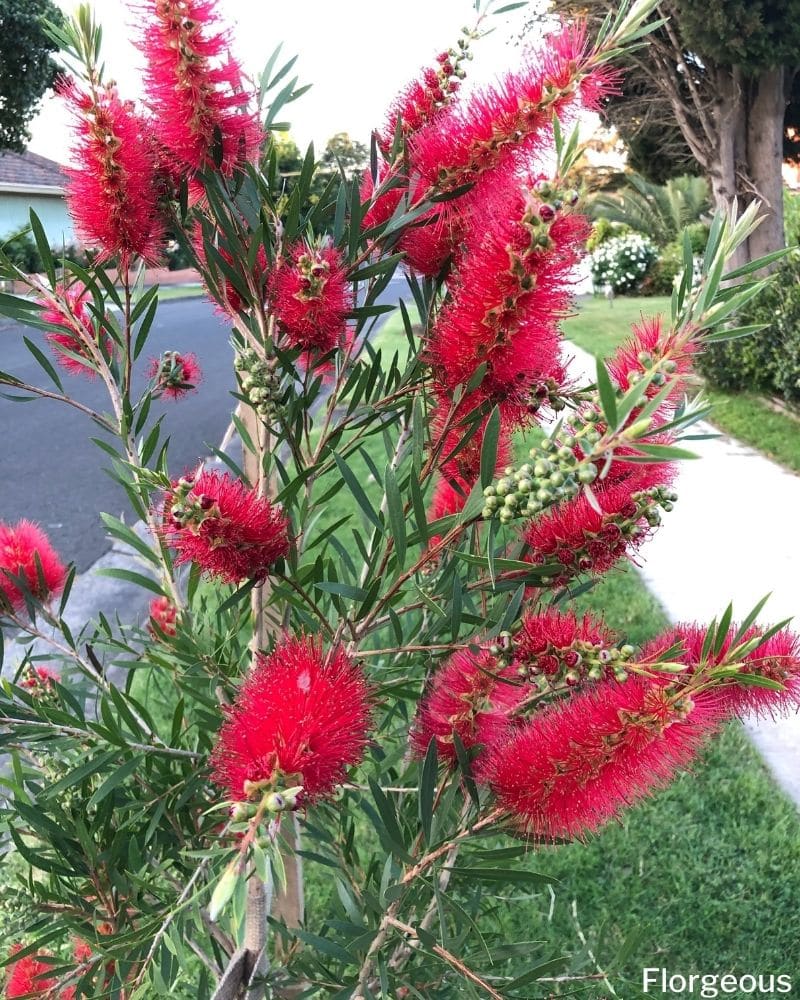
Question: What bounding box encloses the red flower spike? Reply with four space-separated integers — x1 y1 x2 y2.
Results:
513 608 616 686
410 648 526 772
427 171 588 422
486 676 722 840
139 0 263 176
607 316 697 405
40 281 112 378
210 635 372 802
164 470 290 584
641 623 800 719
20 666 60 693
148 351 202 399
0 521 67 612
60 80 164 265
523 466 675 588
5 946 56 998
148 596 178 638
409 25 617 196
270 243 353 353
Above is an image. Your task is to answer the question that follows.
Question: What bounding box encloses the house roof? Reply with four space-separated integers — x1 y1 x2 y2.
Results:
0 150 66 195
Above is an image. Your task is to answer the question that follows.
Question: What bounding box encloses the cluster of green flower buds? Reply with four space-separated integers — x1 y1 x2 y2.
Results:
234 347 282 420
169 475 216 531
482 431 598 524
631 485 678 529
231 782 303 823
628 349 681 390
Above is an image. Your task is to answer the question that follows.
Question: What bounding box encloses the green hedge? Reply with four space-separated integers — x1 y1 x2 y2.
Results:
696 254 800 404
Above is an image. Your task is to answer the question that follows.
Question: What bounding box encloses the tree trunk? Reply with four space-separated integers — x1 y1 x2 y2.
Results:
746 67 790 270
709 67 749 272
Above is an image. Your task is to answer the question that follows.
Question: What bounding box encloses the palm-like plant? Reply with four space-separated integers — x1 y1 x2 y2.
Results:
590 172 710 245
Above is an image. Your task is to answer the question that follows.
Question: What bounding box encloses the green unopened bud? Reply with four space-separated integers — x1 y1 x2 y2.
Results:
265 792 287 813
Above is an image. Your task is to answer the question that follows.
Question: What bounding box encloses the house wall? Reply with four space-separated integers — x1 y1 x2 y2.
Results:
0 193 75 247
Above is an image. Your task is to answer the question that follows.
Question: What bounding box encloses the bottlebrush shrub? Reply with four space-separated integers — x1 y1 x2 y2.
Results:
0 2 796 998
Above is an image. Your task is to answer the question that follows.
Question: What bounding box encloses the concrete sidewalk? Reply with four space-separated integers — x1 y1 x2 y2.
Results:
564 341 800 807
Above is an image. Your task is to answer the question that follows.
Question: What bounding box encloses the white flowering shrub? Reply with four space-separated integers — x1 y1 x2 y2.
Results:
590 233 658 293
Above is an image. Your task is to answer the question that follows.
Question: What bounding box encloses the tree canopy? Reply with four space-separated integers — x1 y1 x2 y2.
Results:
0 0 64 152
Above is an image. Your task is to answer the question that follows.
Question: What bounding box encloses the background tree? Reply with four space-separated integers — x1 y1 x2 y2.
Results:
321 131 369 179
0 0 64 152
528 0 800 267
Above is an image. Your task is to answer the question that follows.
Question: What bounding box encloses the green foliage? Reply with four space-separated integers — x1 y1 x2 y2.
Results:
585 215 630 252
590 172 710 247
674 0 800 75
1 229 91 273
0 0 64 151
784 188 800 246
696 253 800 402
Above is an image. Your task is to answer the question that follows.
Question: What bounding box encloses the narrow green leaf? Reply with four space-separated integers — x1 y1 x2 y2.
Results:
419 741 438 846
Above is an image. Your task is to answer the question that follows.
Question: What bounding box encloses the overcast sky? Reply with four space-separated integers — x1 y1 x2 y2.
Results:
29 0 539 163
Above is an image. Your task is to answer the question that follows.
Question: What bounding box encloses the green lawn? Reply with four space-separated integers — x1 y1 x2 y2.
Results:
564 295 800 474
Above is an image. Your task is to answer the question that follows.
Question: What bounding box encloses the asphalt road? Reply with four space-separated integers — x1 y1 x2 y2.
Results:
0 277 409 573
0 297 236 572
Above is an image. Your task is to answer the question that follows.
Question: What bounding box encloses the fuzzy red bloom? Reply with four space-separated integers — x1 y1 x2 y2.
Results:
641 623 800 719
427 172 587 422
40 282 111 378
607 316 697 405
0 521 67 612
5 946 56 997
20 665 60 693
164 470 290 584
61 80 164 265
486 676 721 839
409 26 616 196
410 648 525 770
379 60 461 153
148 351 202 399
426 402 513 527
522 468 674 588
193 228 270 315
513 608 615 685
210 635 372 801
271 243 352 353
148 596 178 638
140 0 262 176
360 164 406 234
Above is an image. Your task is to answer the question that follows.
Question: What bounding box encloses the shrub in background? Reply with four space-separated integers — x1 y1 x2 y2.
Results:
589 231 658 292
697 253 800 403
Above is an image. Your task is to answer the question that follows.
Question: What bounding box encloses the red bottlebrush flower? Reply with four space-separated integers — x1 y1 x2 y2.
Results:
426 402 513 528
5 946 56 998
40 281 111 377
20 665 60 692
164 470 290 584
148 351 202 399
427 172 587 423
379 60 460 152
140 0 263 176
513 608 615 686
72 940 93 965
522 469 674 588
485 676 721 839
0 521 67 612
641 623 800 719
271 243 353 353
148 595 178 638
210 635 372 802
360 164 406 233
607 316 697 404
410 648 525 771
409 25 616 196
193 227 270 315
61 80 164 265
